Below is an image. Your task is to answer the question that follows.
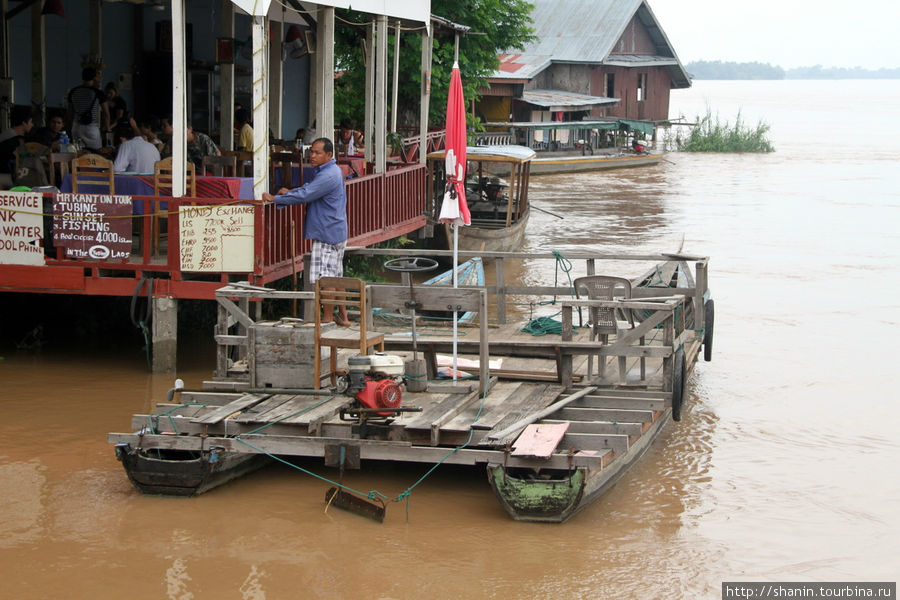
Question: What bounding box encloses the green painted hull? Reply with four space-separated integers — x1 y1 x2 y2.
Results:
487 466 585 523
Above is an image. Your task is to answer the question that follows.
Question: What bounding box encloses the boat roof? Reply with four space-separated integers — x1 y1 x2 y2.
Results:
483 119 656 136
427 145 536 163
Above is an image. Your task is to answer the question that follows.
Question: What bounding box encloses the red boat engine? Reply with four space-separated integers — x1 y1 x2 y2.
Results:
344 354 404 416
355 378 402 414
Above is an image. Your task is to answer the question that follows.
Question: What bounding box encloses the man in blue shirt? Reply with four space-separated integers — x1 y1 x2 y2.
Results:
262 137 349 324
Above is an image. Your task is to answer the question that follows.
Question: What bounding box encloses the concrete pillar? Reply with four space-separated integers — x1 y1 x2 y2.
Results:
152 296 178 373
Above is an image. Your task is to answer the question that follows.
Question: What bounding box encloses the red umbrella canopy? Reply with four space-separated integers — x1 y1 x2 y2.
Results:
438 63 470 226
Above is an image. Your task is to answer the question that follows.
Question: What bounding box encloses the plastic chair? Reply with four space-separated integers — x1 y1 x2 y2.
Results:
71 153 114 194
573 275 636 383
201 154 237 177
314 276 385 389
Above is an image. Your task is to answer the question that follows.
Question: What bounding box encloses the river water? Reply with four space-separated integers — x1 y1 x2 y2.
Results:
2 80 899 599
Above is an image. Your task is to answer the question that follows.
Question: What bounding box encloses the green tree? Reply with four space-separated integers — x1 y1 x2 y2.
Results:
333 0 535 131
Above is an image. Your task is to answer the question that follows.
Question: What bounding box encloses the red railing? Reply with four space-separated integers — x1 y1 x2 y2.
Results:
1 166 427 300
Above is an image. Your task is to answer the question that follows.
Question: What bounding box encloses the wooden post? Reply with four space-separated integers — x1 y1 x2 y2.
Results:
418 23 432 164
251 14 269 199
152 296 178 374
560 305 573 390
495 257 506 325
695 259 708 331
171 0 187 197
363 21 374 164
390 20 400 133
374 15 387 174
30 1 45 126
219 0 234 151
269 19 283 139
315 7 334 145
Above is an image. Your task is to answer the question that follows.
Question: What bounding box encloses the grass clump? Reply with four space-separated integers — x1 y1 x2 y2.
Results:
668 108 774 153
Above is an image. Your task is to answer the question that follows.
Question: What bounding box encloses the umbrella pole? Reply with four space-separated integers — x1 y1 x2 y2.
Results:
452 222 459 383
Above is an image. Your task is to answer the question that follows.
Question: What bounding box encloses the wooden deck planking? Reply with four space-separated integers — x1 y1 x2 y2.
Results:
482 384 562 438
190 394 270 425
232 395 299 422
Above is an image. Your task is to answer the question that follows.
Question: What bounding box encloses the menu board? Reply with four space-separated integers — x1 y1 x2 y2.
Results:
0 191 44 265
52 193 132 260
179 205 254 272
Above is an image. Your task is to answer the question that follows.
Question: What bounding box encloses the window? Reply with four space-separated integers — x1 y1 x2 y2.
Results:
637 73 647 102
606 73 615 98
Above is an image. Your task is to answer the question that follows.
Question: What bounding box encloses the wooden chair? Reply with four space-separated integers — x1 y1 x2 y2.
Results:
222 150 253 177
49 151 77 187
573 275 637 383
71 153 114 194
314 276 385 389
269 150 302 192
201 154 237 177
151 157 196 254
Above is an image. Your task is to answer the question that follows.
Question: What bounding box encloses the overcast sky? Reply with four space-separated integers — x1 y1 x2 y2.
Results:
648 0 900 69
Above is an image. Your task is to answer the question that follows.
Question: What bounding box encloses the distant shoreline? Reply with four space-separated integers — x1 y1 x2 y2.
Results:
685 60 900 80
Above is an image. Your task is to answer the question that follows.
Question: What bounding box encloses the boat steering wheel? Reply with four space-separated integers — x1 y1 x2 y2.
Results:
383 257 440 273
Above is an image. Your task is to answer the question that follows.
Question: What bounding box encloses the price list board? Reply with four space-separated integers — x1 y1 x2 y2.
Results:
179 205 255 272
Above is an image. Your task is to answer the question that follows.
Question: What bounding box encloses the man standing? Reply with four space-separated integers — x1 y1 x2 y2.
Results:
113 124 160 173
262 137 348 324
0 106 34 187
67 67 110 151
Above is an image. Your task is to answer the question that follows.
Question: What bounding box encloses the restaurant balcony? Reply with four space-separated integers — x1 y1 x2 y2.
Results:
0 163 427 301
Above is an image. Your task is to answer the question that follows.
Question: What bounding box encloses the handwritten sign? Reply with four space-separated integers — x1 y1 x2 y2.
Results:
52 193 132 260
0 191 44 265
179 205 254 272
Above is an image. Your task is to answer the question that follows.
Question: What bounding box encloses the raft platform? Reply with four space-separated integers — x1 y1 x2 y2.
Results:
108 249 712 522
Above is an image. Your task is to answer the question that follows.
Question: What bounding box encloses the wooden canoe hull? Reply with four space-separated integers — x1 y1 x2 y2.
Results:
114 443 269 496
530 153 663 175
486 407 672 522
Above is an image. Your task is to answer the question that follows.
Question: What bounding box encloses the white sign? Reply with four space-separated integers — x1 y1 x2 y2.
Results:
0 191 44 265
179 205 255 272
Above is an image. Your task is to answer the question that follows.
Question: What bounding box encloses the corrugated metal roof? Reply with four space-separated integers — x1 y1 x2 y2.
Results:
491 0 690 88
520 89 618 110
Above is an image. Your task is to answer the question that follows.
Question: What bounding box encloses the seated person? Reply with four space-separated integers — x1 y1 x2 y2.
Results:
631 138 645 154
134 115 163 151
336 118 363 155
29 112 65 151
113 124 160 173
0 106 34 184
186 123 221 170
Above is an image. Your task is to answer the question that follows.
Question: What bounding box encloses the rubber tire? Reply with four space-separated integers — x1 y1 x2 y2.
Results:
703 299 714 362
671 347 686 421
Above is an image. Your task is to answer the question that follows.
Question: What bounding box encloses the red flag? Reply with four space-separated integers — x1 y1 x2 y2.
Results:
438 63 470 226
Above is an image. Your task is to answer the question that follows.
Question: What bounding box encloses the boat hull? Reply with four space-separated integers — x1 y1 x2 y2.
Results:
530 153 663 175
443 209 529 253
114 443 269 496
487 406 673 523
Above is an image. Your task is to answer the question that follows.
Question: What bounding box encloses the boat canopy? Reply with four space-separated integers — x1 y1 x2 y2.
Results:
484 119 656 136
427 145 537 163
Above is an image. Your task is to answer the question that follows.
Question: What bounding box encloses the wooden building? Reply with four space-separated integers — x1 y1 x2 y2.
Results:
477 0 690 125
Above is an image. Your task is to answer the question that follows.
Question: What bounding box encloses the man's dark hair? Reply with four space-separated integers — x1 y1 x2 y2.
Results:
313 137 334 155
10 106 32 127
115 124 135 141
81 67 97 82
235 108 250 124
